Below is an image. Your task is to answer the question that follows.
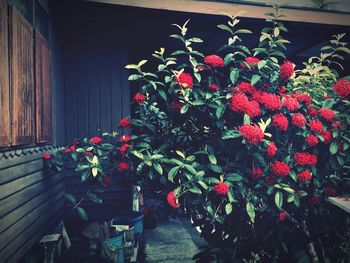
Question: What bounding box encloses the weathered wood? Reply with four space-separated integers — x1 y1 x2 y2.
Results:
1 199 64 262
0 192 64 251
10 7 35 146
0 183 64 234
0 172 64 218
35 30 52 143
0 0 10 147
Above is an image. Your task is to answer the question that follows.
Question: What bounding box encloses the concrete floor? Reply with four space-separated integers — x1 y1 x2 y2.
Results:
143 216 207 263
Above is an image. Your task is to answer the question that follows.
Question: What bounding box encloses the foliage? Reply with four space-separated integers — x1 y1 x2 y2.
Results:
45 5 350 262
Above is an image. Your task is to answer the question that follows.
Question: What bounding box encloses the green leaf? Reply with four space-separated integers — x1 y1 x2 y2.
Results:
184 164 197 175
168 166 180 181
158 89 167 102
86 192 102 204
192 100 205 106
208 154 217 165
225 173 244 182
251 74 260 85
330 142 338 155
171 50 187 56
246 202 255 223
180 104 189 114
64 193 77 204
209 164 223 173
188 37 203 43
216 104 226 119
76 207 88 221
222 130 241 140
225 203 233 215
138 60 148 67
234 29 253 35
258 60 267 70
230 69 239 85
243 114 250 124
75 164 90 172
275 191 283 209
322 99 336 109
188 186 202 195
128 74 142 81
176 150 186 159
92 167 98 177
131 150 144 160
153 163 163 175
217 24 234 34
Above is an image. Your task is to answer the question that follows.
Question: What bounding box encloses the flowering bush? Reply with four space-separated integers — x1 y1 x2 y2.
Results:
46 6 350 262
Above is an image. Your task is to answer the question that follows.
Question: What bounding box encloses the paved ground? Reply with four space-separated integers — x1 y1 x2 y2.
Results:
143 216 207 263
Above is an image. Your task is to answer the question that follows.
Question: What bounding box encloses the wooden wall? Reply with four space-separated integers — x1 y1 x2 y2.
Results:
0 147 65 263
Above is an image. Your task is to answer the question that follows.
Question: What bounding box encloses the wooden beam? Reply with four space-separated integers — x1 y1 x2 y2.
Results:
85 0 350 26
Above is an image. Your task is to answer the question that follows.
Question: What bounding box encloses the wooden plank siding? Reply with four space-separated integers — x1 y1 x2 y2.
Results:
0 0 10 147
10 7 35 146
0 151 65 263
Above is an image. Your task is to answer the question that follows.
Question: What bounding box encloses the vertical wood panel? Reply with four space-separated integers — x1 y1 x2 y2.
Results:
0 0 10 147
35 30 52 143
10 7 35 146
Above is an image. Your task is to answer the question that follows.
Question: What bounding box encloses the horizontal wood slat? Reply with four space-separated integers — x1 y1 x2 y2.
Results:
0 0 10 147
10 6 35 146
35 30 52 143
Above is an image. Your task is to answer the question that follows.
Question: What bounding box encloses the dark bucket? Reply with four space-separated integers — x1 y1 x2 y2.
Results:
101 232 124 263
111 212 144 236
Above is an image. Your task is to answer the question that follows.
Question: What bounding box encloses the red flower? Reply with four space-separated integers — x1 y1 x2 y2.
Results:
246 101 261 118
273 113 288 131
298 170 312 181
311 196 319 205
237 82 257 94
280 86 286 93
117 162 130 172
242 57 260 69
322 130 332 144
308 108 318 117
66 145 75 153
204 54 224 68
42 153 52 160
248 167 263 180
230 93 249 113
134 92 146 104
239 124 264 144
324 94 331 99
264 175 275 185
167 191 180 208
279 61 294 80
172 101 183 112
306 135 319 147
119 135 132 143
270 161 290 177
90 136 103 144
279 211 287 222
294 152 318 166
84 151 93 158
291 113 306 128
257 92 282 111
213 182 229 196
103 176 112 187
119 144 130 158
283 97 300 111
309 120 323 134
333 79 350 98
324 186 337 197
175 72 193 89
119 118 132 128
318 108 334 122
291 92 311 107
209 84 220 92
267 142 277 157
331 121 342 130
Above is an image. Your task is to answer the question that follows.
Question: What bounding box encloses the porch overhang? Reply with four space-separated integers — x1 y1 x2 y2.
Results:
85 0 350 26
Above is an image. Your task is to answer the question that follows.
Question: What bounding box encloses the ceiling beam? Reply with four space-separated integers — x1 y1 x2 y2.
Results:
85 0 350 26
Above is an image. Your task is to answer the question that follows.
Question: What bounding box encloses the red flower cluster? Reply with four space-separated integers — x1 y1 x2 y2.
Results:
324 186 337 197
230 93 249 113
167 191 180 208
134 92 146 104
209 84 220 91
172 101 183 112
246 101 261 118
119 144 130 158
119 135 131 143
270 161 290 177
309 120 323 134
278 211 287 222
117 162 130 172
264 175 275 185
308 108 318 117
248 167 263 180
119 118 132 128
322 130 332 144
294 152 318 166
242 57 260 69
291 113 306 128
273 113 288 131
213 182 229 196
42 153 52 160
90 136 102 144
306 135 318 147
254 92 282 111
204 54 224 68
298 170 312 181
333 79 350 98
283 97 300 111
318 108 334 122
291 92 311 107
175 72 193 89
103 176 112 187
239 124 264 144
279 61 294 80
267 142 277 157
237 82 257 94
66 145 76 153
